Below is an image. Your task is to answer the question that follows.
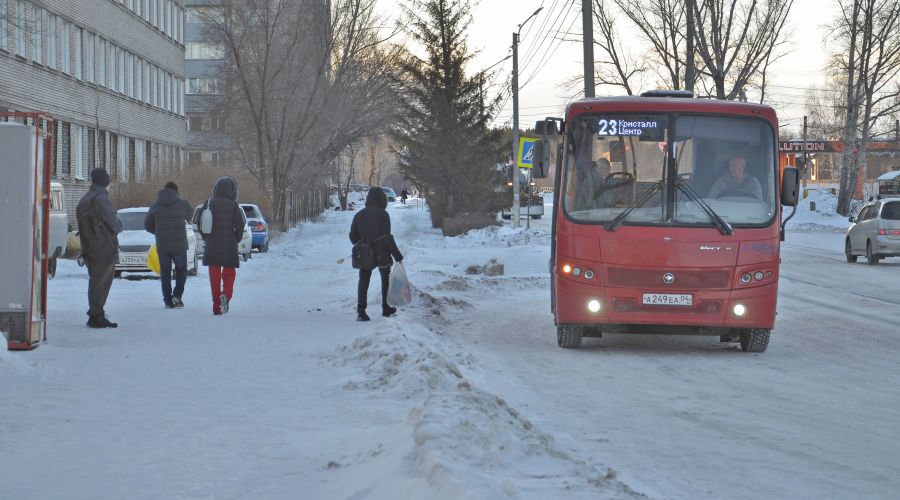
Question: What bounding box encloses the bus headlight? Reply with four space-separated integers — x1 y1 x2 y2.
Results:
587 299 602 313
733 304 747 317
572 267 582 277
583 269 595 280
740 273 752 284
562 264 572 274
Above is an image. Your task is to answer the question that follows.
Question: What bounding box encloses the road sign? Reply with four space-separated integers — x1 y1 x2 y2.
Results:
518 137 537 168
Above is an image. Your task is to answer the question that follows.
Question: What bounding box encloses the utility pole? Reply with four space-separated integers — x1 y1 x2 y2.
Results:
582 0 594 98
685 0 695 92
802 115 808 191
511 7 543 228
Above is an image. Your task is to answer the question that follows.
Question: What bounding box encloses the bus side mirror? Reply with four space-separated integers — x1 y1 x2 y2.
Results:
532 140 550 178
781 167 799 206
534 119 559 135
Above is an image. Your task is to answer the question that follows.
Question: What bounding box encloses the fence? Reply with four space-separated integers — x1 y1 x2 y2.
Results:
283 189 331 228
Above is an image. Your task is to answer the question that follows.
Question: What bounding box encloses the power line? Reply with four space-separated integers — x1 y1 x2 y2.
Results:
519 0 571 76
519 2 579 89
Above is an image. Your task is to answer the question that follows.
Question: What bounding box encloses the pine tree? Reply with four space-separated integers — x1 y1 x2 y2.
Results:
394 0 506 231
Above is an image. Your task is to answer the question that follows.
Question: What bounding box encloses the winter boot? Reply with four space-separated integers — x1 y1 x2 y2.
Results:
219 294 229 314
356 307 370 322
382 306 397 317
87 315 118 328
172 297 184 308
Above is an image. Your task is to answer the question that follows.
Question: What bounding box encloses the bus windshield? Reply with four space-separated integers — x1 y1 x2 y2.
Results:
563 114 777 227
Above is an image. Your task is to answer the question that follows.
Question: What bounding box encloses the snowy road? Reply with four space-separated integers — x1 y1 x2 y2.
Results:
2 198 898 499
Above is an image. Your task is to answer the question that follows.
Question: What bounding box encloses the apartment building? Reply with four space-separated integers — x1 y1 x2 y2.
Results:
184 0 226 169
0 0 187 226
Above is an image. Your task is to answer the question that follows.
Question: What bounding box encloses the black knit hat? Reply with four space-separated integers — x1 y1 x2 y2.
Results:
164 181 179 192
90 168 110 187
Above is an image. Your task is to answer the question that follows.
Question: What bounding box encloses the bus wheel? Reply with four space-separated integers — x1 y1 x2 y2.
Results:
557 324 583 348
739 329 770 353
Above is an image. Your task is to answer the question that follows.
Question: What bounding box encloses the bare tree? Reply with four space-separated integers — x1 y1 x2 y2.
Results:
691 0 794 100
585 0 793 101
832 0 900 215
207 0 401 228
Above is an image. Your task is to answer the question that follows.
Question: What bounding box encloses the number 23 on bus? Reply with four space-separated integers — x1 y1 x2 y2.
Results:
530 90 800 353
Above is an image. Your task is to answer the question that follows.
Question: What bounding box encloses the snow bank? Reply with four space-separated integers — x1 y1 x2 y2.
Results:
331 312 641 499
786 189 850 233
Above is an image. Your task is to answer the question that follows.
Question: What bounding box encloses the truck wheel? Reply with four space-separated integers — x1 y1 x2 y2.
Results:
866 241 880 265
557 324 583 348
739 329 770 352
845 239 857 263
501 214 511 220
48 257 57 278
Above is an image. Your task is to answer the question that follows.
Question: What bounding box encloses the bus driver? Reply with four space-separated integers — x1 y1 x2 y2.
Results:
707 155 763 199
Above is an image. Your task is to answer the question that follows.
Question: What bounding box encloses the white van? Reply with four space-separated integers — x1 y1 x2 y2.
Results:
48 182 68 278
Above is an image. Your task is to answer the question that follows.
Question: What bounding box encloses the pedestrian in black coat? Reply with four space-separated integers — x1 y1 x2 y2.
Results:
145 181 193 308
349 187 404 321
193 176 245 315
75 168 123 328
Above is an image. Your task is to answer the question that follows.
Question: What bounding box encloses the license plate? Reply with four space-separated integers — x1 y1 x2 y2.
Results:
120 256 145 265
642 293 693 306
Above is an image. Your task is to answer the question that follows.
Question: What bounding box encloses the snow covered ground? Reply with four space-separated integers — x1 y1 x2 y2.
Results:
2 190 899 499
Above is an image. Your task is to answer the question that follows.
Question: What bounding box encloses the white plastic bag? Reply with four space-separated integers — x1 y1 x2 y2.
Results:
387 261 412 307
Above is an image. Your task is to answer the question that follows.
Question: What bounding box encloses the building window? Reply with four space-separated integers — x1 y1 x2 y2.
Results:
188 115 203 131
188 151 201 168
31 5 42 65
75 27 83 80
185 42 223 60
128 138 136 181
118 48 126 94
87 128 95 170
96 37 105 86
61 21 70 74
1 0 8 52
74 125 84 179
85 32 94 83
48 15 56 69
129 54 135 98
98 131 106 169
187 77 220 95
60 122 70 176
14 0 26 57
109 134 118 180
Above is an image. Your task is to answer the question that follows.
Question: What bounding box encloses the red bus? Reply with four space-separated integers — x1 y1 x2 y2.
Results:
531 91 799 352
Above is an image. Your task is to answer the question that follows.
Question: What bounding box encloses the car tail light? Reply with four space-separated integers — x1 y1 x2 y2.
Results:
878 229 900 235
254 222 266 232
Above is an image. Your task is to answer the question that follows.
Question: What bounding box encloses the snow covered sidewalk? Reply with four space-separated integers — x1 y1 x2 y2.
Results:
1 202 639 500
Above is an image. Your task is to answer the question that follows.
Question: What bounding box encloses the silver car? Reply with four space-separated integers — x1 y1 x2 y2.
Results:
846 197 900 265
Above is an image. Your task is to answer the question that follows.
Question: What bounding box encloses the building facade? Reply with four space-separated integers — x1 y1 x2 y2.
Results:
184 0 227 170
0 0 187 227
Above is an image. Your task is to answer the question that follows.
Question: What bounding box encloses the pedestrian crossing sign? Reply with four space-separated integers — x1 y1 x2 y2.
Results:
518 137 537 168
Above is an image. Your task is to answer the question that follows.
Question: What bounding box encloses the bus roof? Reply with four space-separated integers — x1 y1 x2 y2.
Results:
564 96 777 124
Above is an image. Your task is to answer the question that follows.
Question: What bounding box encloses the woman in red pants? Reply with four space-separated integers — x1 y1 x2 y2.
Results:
195 177 245 315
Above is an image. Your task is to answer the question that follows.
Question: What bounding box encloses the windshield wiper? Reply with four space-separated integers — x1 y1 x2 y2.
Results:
604 182 663 232
676 180 733 236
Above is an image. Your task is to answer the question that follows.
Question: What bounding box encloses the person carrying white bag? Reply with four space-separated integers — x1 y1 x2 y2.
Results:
349 187 404 321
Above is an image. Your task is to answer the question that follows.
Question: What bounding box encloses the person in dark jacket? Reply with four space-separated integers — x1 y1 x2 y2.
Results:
193 176 245 315
145 181 193 308
349 187 404 321
75 168 123 328
400 188 409 204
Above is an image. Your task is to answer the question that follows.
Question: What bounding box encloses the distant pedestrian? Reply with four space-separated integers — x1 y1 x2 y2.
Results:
145 181 193 309
400 188 409 204
76 168 123 328
194 176 245 315
350 187 404 321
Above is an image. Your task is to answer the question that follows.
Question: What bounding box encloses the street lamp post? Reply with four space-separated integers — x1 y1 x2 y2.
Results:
511 6 543 229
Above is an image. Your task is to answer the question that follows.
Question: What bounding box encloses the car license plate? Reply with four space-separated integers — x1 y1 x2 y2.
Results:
642 293 692 306
120 256 144 265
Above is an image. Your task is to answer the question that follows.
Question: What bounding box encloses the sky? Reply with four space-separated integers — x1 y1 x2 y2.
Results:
379 0 839 135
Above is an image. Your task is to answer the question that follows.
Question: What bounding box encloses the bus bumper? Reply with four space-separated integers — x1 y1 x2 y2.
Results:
554 278 777 331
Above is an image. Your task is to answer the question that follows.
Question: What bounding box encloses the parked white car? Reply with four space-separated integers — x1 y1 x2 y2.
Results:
48 182 68 278
116 207 198 277
846 197 900 265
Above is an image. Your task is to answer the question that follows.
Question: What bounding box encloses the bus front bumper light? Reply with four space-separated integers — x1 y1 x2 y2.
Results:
587 299 602 313
733 304 747 317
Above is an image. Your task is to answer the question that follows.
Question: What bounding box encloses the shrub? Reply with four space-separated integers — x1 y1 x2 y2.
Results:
440 212 499 237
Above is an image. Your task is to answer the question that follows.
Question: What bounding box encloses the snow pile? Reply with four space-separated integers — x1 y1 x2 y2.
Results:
451 225 551 248
331 319 641 499
786 188 850 233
